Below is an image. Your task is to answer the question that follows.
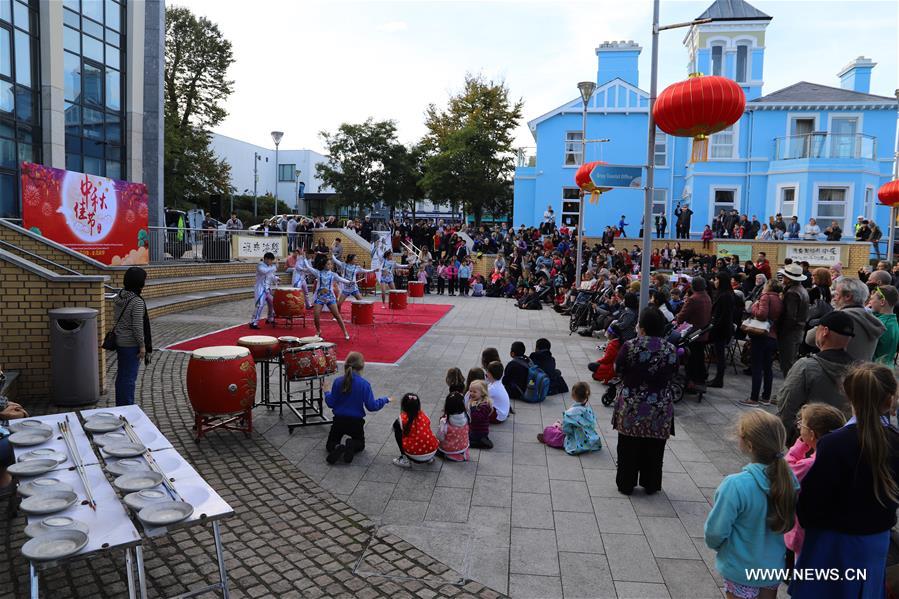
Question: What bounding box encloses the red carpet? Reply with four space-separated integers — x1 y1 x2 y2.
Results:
164 302 453 364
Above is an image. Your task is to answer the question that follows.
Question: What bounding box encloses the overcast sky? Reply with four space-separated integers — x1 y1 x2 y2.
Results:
174 0 899 153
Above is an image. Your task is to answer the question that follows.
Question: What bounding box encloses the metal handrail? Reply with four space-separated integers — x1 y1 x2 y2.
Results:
773 132 877 160
0 239 84 276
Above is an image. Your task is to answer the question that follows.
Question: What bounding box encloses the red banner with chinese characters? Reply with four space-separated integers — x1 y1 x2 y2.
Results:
21 162 149 265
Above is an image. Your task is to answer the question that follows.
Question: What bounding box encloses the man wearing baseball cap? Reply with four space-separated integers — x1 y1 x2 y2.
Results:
775 310 855 443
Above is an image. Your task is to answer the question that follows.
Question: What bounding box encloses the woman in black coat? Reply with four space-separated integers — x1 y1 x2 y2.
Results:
707 271 735 388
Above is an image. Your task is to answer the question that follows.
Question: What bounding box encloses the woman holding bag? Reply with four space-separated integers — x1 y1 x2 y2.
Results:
739 279 783 407
111 267 152 406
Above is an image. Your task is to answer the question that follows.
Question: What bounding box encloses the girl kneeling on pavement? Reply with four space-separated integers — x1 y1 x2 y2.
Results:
392 393 439 468
324 352 390 464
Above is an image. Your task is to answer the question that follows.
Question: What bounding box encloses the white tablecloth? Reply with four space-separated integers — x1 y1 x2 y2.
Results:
11 413 97 471
24 464 140 560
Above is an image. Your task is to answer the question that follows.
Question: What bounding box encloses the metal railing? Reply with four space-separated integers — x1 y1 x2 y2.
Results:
516 147 537 167
773 133 877 160
147 227 312 264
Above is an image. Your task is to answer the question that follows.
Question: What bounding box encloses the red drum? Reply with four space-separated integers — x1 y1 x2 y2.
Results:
318 342 338 374
186 346 257 414
408 281 424 298
237 335 280 361
351 300 374 325
278 336 302 352
389 290 408 310
283 344 327 380
362 271 377 290
273 287 306 318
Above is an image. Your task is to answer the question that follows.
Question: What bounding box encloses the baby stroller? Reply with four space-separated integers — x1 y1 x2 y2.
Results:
668 323 714 403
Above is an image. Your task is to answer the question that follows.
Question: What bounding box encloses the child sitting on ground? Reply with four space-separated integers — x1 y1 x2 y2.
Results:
705 410 799 599
589 323 622 383
392 393 439 468
324 352 390 464
485 361 511 423
446 367 466 394
784 403 846 559
436 392 470 462
537 382 602 455
529 338 569 395
468 380 493 449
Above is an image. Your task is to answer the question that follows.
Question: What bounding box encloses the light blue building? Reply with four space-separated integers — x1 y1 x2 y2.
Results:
513 0 898 239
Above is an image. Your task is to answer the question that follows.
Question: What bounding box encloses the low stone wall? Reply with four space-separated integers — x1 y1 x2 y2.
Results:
0 252 109 402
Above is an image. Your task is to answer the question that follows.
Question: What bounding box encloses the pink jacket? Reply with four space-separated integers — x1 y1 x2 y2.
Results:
785 438 816 555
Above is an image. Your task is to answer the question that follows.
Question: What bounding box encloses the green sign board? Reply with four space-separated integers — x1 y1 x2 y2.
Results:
717 243 753 262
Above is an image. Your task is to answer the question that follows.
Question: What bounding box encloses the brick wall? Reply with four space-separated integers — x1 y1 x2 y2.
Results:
312 229 373 268
0 258 108 404
0 221 113 279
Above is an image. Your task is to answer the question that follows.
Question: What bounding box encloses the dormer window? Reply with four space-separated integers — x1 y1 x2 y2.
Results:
710 44 724 76
736 44 750 83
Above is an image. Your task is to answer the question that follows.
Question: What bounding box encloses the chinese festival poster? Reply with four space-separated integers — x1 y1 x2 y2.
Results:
20 162 150 265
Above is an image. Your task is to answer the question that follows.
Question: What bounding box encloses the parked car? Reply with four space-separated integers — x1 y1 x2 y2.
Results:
247 214 310 234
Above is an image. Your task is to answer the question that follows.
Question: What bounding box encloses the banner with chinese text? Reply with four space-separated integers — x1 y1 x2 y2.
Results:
21 162 149 265
231 234 286 260
785 244 842 266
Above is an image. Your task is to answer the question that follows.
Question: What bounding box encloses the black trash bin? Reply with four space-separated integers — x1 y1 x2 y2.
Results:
48 307 99 406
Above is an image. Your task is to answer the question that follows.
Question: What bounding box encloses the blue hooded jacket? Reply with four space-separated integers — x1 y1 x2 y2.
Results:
325 375 388 420
704 463 799 586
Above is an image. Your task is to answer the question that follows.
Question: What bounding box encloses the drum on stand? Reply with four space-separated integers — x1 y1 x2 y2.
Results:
407 281 424 298
297 335 323 345
362 271 377 292
236 335 281 361
283 344 325 380
273 287 306 319
317 342 338 374
389 290 408 310
351 300 374 325
278 336 302 353
186 346 256 440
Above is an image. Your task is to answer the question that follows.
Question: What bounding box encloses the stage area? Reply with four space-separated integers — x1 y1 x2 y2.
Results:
165 301 453 364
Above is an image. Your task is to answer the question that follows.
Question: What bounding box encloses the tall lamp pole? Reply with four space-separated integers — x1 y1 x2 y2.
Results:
639 1 712 310
253 152 261 219
271 131 284 216
295 169 302 213
576 81 596 283
888 88 899 264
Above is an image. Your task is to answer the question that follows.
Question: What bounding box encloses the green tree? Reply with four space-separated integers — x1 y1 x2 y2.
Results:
316 119 419 214
422 75 522 225
164 6 235 202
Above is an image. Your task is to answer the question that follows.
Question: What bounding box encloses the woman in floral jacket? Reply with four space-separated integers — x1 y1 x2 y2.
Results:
613 307 678 496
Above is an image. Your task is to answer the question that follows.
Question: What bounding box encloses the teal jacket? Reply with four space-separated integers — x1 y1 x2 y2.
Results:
873 312 899 365
704 463 799 586
560 404 601 455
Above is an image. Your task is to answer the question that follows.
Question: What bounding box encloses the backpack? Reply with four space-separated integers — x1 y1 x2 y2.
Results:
522 364 550 404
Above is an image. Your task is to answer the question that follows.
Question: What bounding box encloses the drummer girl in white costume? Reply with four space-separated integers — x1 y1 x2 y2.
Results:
307 254 352 340
379 250 410 306
331 254 376 309
370 234 390 283
250 252 278 329
290 248 316 309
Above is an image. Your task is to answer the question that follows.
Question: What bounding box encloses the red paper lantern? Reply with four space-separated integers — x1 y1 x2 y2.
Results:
575 161 611 204
653 74 746 161
878 180 899 207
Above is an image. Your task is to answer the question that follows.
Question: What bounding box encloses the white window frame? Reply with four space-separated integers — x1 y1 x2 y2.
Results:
709 123 739 160
776 183 800 218
652 189 668 216
813 183 853 235
710 43 724 76
735 43 750 83
826 113 863 159
563 131 583 167
865 185 875 221
654 131 667 167
709 185 741 222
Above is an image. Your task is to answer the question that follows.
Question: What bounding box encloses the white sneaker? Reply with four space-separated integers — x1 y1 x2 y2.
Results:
392 456 411 468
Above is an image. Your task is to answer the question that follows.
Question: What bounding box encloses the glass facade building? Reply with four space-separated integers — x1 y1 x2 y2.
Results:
0 0 40 217
63 0 125 180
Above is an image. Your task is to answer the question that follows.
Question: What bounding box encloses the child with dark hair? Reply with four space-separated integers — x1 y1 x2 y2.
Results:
503 341 530 400
392 393 439 468
589 324 622 383
445 367 466 394
437 392 470 462
538 382 601 455
485 361 510 423
529 338 569 395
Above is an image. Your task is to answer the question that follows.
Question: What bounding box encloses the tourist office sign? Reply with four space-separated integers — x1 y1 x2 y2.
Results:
20 162 150 265
589 164 644 189
785 244 842 266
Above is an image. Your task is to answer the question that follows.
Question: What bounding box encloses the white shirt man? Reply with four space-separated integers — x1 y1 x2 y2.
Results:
543 206 554 224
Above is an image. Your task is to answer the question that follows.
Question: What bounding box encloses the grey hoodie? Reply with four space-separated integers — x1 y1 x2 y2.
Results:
804 304 885 362
775 349 854 440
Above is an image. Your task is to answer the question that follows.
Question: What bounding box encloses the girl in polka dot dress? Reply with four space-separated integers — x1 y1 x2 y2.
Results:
392 393 439 468
436 392 470 462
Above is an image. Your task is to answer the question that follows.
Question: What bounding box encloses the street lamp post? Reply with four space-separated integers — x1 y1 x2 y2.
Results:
576 81 596 283
887 88 899 264
639 1 712 310
271 131 284 215
295 169 302 213
253 152 261 218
